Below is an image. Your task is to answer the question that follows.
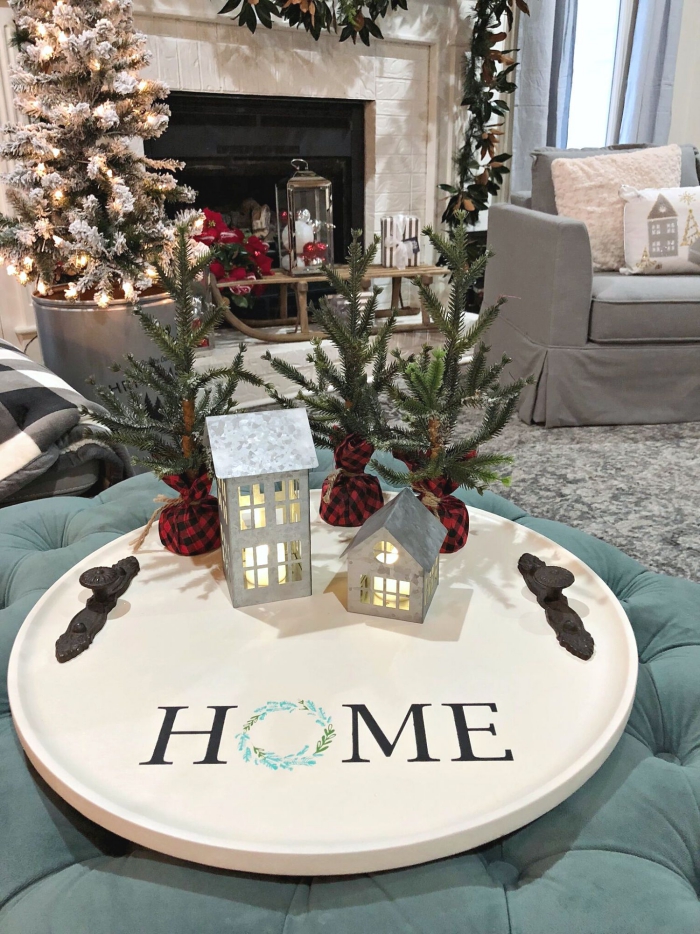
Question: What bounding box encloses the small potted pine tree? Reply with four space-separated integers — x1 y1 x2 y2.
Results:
372 216 530 553
88 212 263 556
263 233 397 527
0 0 193 397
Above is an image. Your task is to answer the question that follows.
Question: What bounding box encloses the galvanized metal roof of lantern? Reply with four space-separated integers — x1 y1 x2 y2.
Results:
346 488 446 571
206 409 318 479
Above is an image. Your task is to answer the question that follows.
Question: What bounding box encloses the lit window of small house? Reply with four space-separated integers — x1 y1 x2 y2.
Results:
207 410 319 609
275 479 301 525
346 488 446 625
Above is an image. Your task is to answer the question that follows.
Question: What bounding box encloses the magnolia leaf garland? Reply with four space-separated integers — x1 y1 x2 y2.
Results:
442 0 530 227
217 0 408 45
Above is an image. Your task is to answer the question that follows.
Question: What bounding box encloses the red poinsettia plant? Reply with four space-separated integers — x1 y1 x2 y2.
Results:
194 208 273 310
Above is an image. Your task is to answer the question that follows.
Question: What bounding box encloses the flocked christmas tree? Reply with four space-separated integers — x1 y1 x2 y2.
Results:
0 0 193 304
88 212 263 556
373 215 529 553
263 233 397 527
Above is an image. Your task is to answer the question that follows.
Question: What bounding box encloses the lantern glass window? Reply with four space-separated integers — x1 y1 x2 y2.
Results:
277 540 303 584
242 545 272 589
274 478 301 525
239 482 266 530
424 558 439 609
374 541 400 565
360 574 410 611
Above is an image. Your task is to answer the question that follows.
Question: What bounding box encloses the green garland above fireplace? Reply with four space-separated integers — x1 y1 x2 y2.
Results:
216 0 409 45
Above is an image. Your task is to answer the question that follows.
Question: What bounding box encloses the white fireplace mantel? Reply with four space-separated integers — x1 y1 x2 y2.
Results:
0 0 473 346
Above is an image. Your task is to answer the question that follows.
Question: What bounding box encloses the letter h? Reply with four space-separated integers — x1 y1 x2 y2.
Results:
140 706 237 766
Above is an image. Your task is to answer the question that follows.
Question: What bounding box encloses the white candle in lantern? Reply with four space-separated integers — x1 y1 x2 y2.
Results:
295 220 314 255
243 544 287 588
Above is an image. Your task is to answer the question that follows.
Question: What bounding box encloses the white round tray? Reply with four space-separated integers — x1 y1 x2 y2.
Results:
8 499 637 876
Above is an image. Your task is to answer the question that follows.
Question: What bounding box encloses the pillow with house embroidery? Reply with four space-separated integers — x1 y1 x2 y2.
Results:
620 186 700 275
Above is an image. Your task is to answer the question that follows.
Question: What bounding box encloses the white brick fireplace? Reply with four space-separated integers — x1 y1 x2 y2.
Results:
0 0 472 345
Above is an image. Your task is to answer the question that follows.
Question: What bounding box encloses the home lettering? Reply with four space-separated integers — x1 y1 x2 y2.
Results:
140 703 513 766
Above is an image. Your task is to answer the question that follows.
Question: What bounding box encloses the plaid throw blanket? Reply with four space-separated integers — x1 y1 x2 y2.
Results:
0 339 130 503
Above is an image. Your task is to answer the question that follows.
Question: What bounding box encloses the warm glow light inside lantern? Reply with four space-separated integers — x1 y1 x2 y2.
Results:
371 577 411 610
242 544 288 588
77 254 88 267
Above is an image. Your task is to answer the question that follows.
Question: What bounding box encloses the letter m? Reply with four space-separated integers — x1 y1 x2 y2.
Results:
342 704 439 763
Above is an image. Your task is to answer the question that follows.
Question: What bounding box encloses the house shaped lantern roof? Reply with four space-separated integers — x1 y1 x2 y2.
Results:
206 409 318 479
346 488 446 570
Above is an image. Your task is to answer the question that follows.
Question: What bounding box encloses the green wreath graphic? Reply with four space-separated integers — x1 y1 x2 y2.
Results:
236 700 336 771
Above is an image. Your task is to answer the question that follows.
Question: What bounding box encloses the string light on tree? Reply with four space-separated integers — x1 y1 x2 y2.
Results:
0 0 194 301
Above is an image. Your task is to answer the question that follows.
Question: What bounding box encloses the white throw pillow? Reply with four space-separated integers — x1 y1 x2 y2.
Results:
551 144 682 271
620 186 700 274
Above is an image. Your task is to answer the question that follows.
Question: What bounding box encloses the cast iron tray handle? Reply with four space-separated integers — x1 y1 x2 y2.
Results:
55 557 140 663
518 553 594 661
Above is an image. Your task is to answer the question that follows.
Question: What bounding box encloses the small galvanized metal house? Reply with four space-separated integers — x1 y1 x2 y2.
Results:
346 488 446 624
206 410 319 609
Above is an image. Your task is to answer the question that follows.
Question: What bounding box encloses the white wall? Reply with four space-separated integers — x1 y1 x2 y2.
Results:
669 0 700 147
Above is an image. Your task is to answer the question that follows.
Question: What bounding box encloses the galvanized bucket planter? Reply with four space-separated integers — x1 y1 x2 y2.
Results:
32 290 176 405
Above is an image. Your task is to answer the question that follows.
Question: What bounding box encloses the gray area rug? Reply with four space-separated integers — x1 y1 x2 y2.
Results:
484 420 700 582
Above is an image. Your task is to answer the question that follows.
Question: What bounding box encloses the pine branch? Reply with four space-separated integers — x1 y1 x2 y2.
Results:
88 214 259 478
375 213 528 496
264 232 394 447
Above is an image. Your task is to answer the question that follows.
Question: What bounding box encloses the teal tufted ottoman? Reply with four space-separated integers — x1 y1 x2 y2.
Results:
1 459 700 934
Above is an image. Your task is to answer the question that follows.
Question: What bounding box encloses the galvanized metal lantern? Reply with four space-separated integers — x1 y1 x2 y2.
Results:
276 159 334 276
345 489 446 624
206 410 319 609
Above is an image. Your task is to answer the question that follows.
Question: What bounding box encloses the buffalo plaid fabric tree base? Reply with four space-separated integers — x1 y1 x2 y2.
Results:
412 476 469 554
395 455 470 554
159 472 221 557
320 434 384 527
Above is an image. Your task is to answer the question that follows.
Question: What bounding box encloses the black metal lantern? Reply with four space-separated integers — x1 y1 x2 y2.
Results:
276 159 334 276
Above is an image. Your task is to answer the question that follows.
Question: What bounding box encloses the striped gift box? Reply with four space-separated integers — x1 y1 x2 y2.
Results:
381 215 421 268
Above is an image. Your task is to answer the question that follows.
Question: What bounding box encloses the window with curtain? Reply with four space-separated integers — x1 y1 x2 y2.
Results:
566 0 624 148
565 0 684 148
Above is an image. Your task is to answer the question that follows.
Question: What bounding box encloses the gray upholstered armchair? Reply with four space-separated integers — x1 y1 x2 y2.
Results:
483 144 700 427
